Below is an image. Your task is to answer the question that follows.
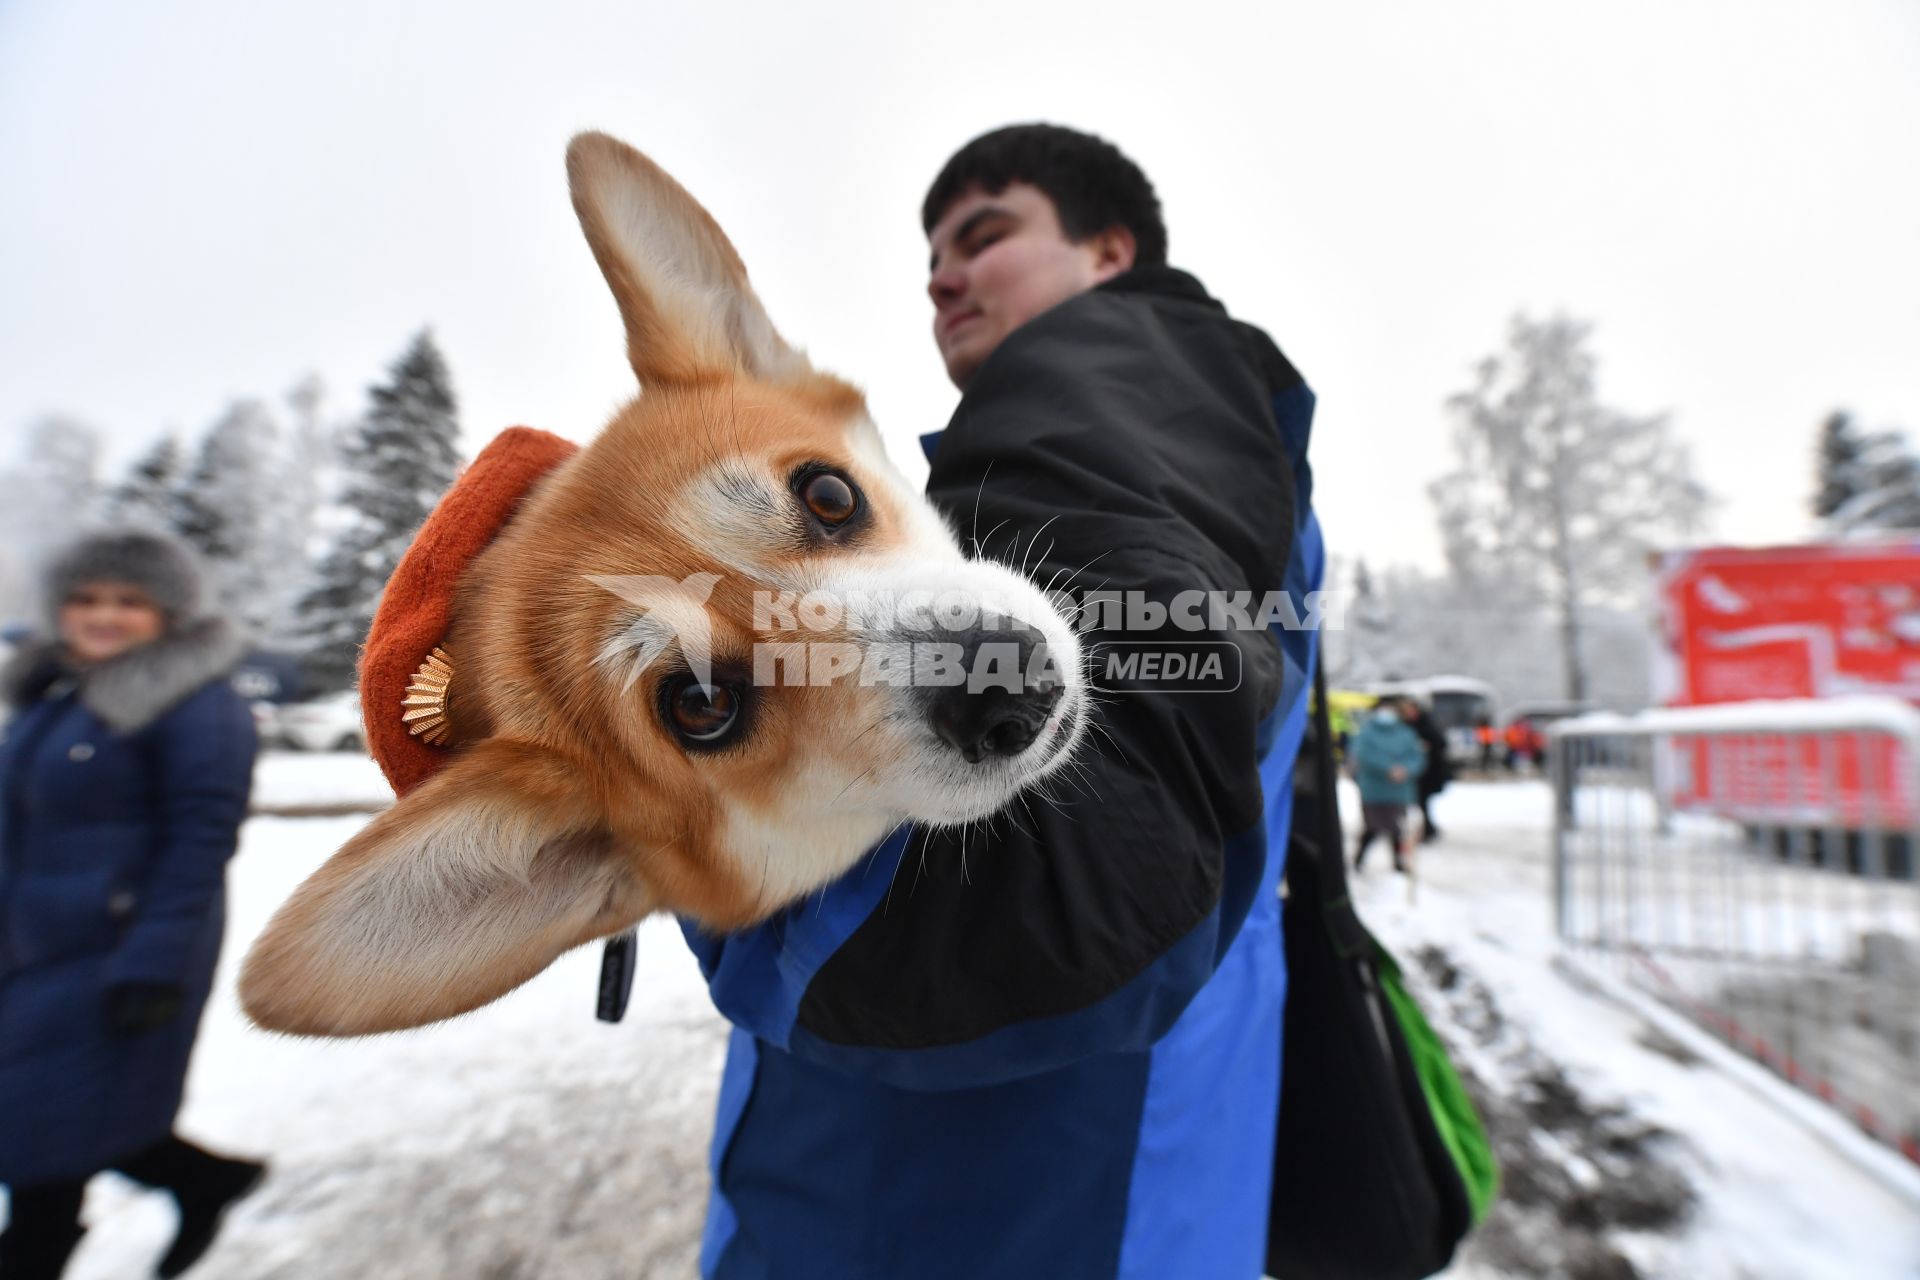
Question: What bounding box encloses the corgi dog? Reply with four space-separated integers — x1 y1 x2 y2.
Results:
240 133 1087 1036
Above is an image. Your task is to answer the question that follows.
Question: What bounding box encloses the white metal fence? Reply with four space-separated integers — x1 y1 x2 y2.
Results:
1551 698 1920 1166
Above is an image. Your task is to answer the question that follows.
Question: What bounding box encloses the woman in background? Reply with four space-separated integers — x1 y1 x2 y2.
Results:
1 531 265 1279
1350 695 1427 873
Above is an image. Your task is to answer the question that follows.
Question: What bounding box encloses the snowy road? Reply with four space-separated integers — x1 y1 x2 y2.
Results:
31 760 1920 1278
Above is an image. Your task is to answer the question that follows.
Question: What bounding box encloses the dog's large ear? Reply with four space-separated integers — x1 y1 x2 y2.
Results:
567 131 805 387
240 739 654 1036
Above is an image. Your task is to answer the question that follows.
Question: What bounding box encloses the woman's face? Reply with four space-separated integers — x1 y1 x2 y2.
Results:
58 580 166 663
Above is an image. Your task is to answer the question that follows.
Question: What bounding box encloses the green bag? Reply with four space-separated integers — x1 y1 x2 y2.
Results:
1266 664 1498 1278
1375 942 1500 1226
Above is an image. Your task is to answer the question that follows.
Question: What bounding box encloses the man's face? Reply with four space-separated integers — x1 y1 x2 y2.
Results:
926 182 1133 390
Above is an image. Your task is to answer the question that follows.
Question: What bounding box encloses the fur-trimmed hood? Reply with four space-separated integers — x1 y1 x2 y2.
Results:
2 616 249 734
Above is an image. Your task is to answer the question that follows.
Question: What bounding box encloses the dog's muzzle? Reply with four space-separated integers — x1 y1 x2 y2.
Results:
915 616 1066 764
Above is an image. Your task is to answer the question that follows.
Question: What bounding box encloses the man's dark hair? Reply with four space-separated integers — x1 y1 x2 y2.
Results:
922 123 1168 268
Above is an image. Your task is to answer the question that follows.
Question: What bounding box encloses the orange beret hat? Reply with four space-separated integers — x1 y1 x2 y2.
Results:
360 426 579 796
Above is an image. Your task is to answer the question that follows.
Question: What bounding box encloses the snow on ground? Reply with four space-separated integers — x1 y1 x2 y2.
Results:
1555 781 1920 1151
61 816 726 1280
250 749 391 814
1374 780 1920 1280
33 776 1920 1278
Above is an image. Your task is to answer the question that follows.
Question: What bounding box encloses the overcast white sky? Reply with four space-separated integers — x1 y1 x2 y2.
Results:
3 0 1917 573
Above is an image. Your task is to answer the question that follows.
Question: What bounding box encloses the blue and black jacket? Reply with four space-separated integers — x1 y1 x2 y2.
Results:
682 266 1322 1279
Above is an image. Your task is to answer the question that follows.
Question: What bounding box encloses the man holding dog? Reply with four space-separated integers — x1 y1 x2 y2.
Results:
683 124 1321 1278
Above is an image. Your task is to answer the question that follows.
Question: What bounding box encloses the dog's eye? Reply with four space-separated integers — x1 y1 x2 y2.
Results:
666 678 741 744
800 472 858 527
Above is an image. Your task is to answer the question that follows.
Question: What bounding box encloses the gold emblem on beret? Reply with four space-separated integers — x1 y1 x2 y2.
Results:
402 646 455 745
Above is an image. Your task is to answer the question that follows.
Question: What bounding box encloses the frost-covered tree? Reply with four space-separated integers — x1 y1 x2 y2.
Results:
296 331 462 692
176 399 285 637
1332 558 1428 686
4 416 102 525
282 374 335 554
1814 411 1869 521
1326 557 1377 684
1429 314 1709 703
0 417 105 623
1815 410 1920 534
251 374 343 648
1336 560 1651 711
102 434 187 533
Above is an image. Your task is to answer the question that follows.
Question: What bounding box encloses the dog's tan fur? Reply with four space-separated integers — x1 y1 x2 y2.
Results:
241 134 1082 1038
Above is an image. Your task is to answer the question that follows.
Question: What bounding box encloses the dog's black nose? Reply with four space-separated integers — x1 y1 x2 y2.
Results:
929 680 1063 762
923 619 1064 764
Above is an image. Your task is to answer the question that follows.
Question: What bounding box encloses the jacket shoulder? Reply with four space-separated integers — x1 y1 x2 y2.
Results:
939 275 1299 596
986 279 1238 384
1025 269 1304 393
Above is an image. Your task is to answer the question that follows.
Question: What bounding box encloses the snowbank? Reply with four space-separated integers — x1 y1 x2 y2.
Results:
250 750 392 814
1556 695 1920 740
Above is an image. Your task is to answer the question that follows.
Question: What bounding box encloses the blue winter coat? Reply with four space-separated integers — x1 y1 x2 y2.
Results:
0 622 255 1186
681 267 1322 1279
1350 713 1426 807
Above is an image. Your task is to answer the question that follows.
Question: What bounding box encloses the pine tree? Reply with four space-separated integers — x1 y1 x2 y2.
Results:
103 434 187 533
1813 411 1867 521
1429 314 1710 704
1820 415 1920 534
175 399 284 636
297 331 463 692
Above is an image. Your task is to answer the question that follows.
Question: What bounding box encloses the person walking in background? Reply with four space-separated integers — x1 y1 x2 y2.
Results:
1504 717 1543 773
1351 696 1427 872
0 532 266 1279
1400 696 1452 842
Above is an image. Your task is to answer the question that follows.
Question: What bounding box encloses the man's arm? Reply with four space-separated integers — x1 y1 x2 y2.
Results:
687 283 1310 1087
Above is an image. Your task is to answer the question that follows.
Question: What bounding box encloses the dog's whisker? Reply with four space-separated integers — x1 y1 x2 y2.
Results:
828 762 882 809
968 461 995 558
974 518 1009 561
1054 547 1112 593
1010 792 1047 839
854 817 914 899
1018 515 1061 580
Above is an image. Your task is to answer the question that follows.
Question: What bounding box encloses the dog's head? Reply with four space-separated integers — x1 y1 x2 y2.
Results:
240 133 1086 1036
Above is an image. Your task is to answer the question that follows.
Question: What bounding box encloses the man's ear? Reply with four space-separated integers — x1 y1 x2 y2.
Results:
1089 224 1138 283
240 739 654 1036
